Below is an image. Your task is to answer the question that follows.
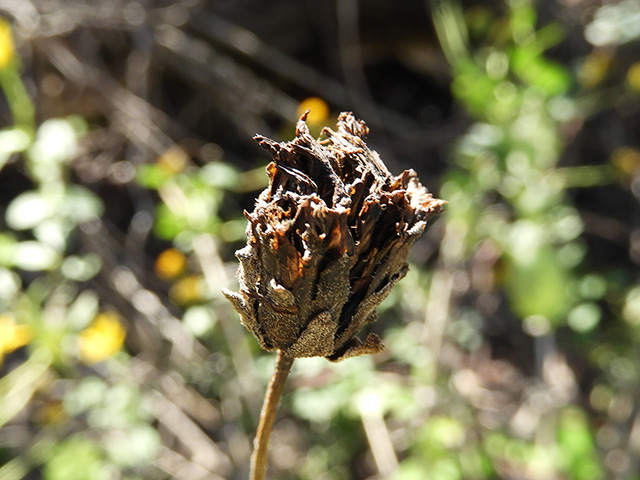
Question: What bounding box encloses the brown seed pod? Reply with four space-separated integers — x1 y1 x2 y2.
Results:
223 112 445 361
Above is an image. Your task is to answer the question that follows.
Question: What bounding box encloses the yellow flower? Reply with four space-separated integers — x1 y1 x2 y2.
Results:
611 146 640 176
297 97 330 125
79 312 126 364
35 401 67 426
627 62 640 93
169 274 204 305
0 18 15 69
0 314 33 363
156 146 188 175
154 248 188 279
578 51 611 89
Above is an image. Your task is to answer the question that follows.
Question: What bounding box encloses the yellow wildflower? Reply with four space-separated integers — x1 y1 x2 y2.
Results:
156 146 188 175
627 62 640 93
578 51 611 89
154 248 188 279
297 97 330 125
611 146 640 176
79 312 126 364
0 18 15 69
169 274 204 305
0 314 33 363
35 401 67 426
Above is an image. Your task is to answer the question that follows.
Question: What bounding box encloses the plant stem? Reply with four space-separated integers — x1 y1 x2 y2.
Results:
250 350 294 480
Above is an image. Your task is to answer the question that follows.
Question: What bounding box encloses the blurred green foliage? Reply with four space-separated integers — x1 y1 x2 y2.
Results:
0 19 158 480
137 154 245 244
442 0 584 328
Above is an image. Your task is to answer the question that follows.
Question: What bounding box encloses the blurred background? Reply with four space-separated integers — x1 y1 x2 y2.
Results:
0 0 639 479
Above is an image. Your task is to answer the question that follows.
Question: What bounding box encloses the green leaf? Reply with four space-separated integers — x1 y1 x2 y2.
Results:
535 23 567 51
27 117 86 183
6 185 101 233
567 302 601 333
199 162 240 190
64 377 108 415
557 408 602 480
65 289 100 330
5 190 54 230
418 416 466 453
511 46 571 95
0 233 18 267
394 458 462 480
0 61 36 128
503 221 571 322
0 266 21 309
393 458 428 480
510 3 537 42
136 164 173 189
153 203 189 240
0 349 53 428
622 285 640 325
104 425 160 467
61 254 103 282
62 186 104 223
0 125 32 172
182 305 217 337
452 60 500 118
12 241 61 271
292 383 348 423
43 436 108 480
505 246 571 322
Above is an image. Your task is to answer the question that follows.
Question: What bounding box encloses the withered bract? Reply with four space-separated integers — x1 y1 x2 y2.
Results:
223 112 445 361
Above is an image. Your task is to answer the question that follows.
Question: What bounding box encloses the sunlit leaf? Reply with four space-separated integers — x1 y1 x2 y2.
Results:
136 163 173 189
511 46 571 95
0 266 20 309
27 117 86 183
104 425 160 467
153 203 189 240
557 408 603 480
534 23 567 51
63 186 104 223
567 302 601 333
585 0 640 47
43 436 108 480
418 416 466 452
182 305 216 337
452 60 500 118
199 161 240 190
63 377 108 416
503 222 571 322
0 349 53 427
510 2 536 43
66 290 100 330
13 241 61 271
5 190 54 230
622 285 640 325
61 254 102 282
0 125 32 172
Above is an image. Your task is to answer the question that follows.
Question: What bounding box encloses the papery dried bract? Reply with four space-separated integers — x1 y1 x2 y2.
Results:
223 112 445 361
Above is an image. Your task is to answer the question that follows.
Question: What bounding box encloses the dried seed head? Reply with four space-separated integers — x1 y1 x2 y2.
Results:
223 112 445 361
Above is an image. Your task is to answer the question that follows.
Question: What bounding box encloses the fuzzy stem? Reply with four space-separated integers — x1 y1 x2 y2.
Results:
250 350 294 480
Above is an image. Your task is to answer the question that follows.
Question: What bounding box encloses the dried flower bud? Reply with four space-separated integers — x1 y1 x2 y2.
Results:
223 112 445 361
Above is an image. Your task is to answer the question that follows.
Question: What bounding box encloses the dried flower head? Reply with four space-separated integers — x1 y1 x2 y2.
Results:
223 112 445 361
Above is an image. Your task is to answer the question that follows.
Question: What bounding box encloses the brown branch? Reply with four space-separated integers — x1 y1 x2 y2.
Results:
250 350 294 480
